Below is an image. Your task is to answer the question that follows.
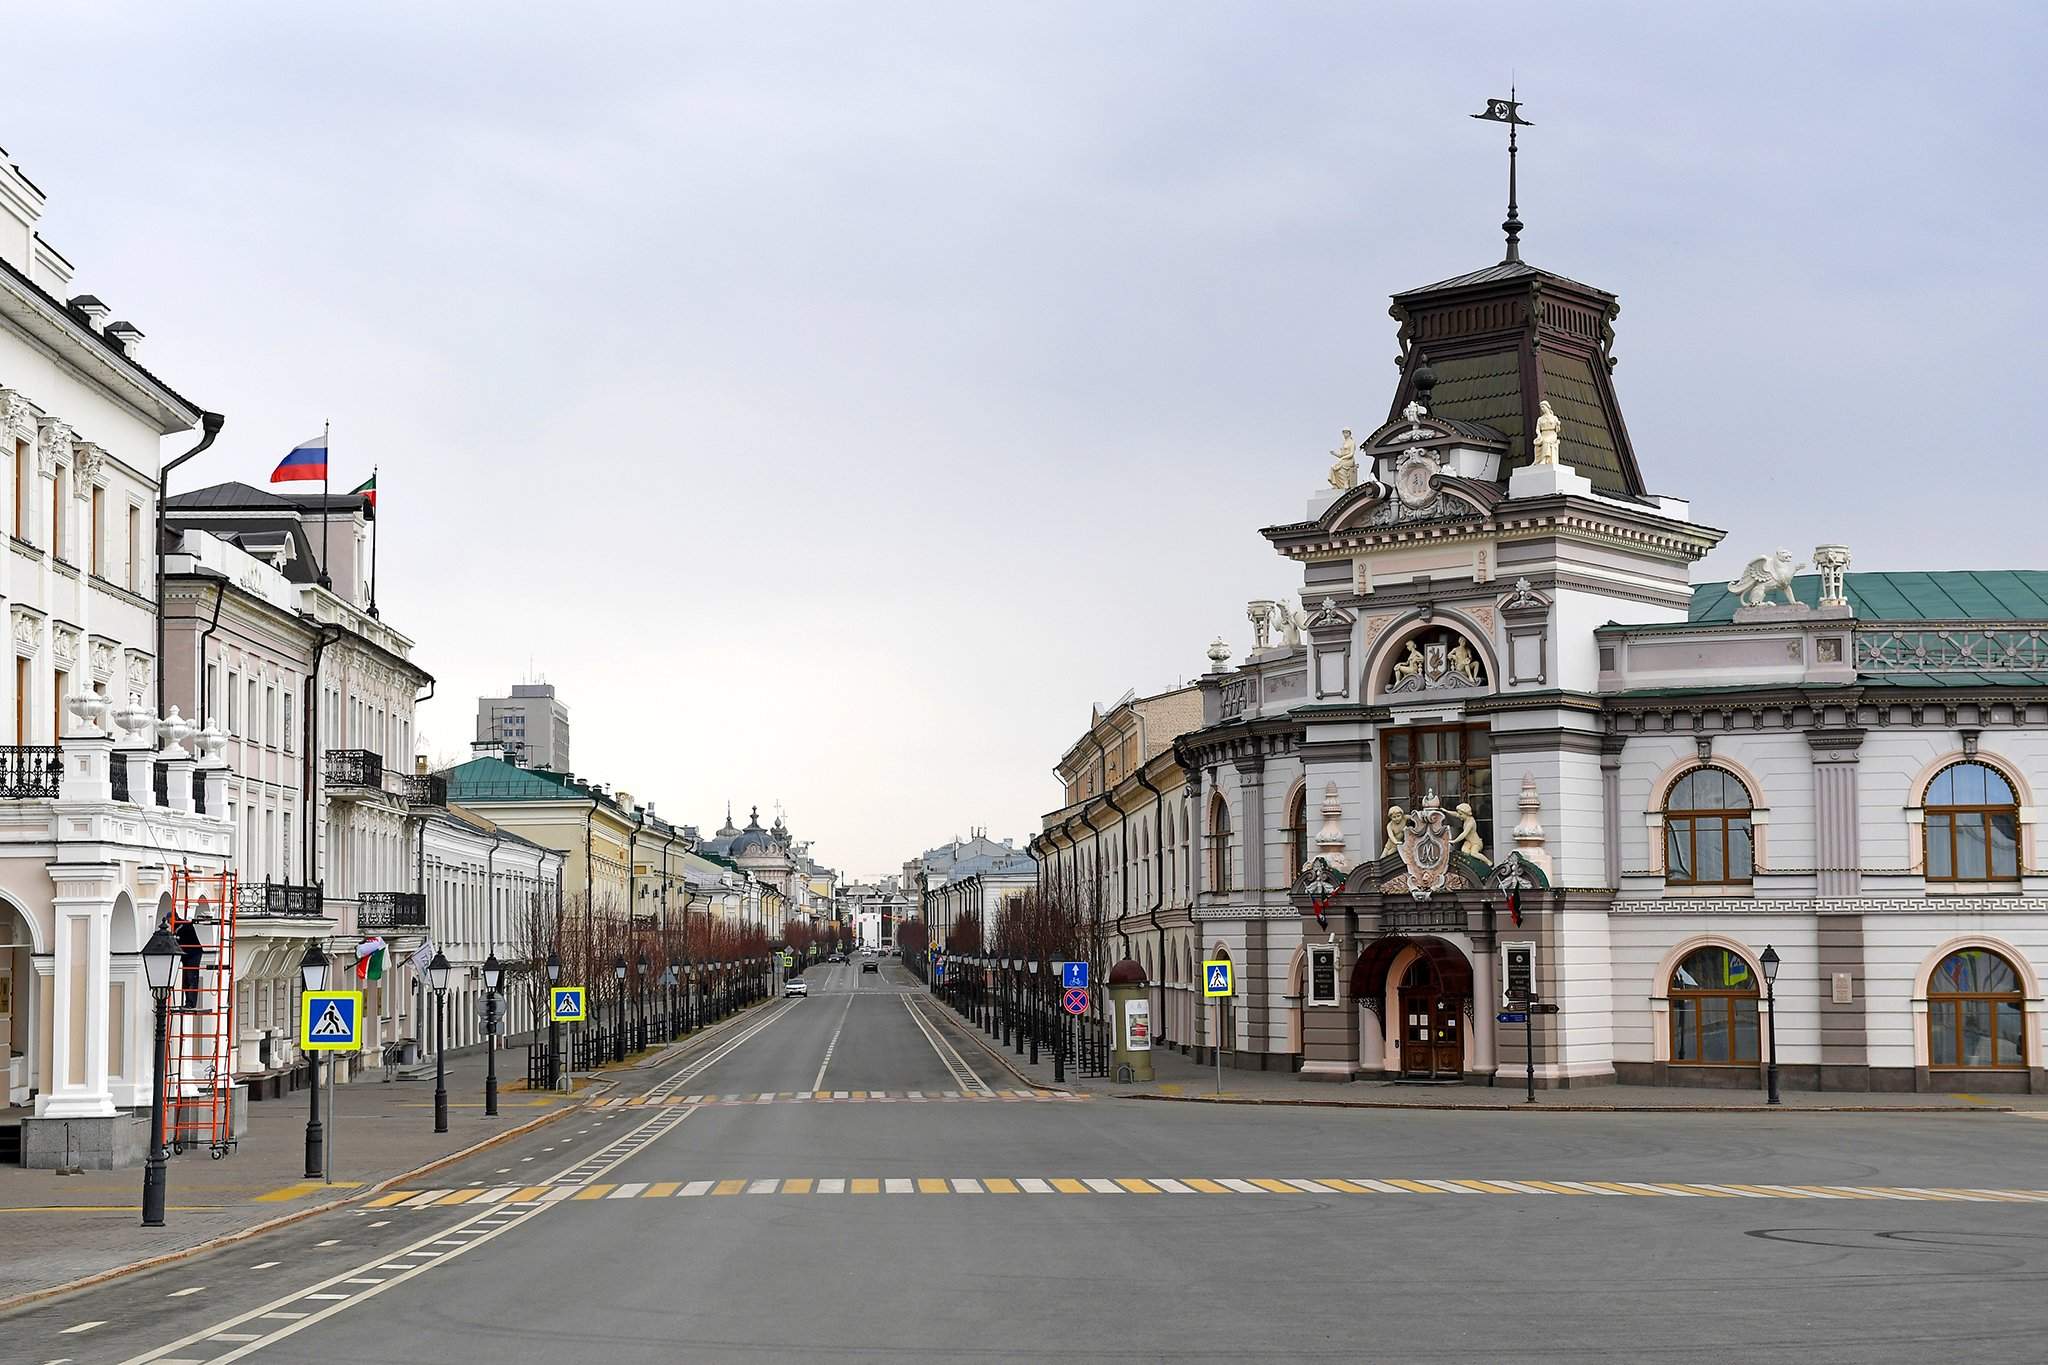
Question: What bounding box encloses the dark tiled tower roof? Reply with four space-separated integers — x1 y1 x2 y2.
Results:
1386 259 1645 498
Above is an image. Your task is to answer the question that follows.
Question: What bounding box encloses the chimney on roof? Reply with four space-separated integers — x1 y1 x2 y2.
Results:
67 295 109 333
105 321 143 358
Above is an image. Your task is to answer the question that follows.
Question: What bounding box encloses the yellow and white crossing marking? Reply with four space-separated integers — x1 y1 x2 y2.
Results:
589 1089 1085 1107
367 1175 2048 1208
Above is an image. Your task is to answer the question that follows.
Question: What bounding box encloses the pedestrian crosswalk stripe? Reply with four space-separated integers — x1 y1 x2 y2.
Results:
588 1089 1086 1108
363 1177 2048 1207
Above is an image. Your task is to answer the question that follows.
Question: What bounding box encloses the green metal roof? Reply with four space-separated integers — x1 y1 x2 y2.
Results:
1689 571 2048 623
444 757 599 804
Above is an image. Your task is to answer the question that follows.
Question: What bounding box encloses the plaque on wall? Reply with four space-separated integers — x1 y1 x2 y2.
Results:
1308 945 1339 1006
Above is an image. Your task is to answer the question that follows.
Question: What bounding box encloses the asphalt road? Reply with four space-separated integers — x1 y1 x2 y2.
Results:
15 960 2048 1364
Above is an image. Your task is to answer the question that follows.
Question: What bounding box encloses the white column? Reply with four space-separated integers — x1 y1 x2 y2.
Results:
38 869 115 1118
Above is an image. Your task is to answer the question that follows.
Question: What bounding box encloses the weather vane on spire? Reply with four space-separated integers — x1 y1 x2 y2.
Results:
1471 89 1533 264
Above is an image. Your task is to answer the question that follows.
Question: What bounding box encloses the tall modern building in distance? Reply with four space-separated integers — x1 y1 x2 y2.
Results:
476 681 570 770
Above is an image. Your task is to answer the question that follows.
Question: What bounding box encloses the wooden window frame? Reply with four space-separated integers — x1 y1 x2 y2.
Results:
1667 947 1762 1066
1664 768 1755 887
1380 722 1492 846
1924 762 2020 883
1284 787 1308 878
1207 795 1232 895
1928 949 2026 1070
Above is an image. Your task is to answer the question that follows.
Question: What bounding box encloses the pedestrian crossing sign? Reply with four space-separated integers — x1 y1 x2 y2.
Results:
551 986 586 1022
300 990 364 1051
1203 960 1234 998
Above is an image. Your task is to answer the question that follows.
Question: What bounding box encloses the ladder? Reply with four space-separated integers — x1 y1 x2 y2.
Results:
162 867 240 1157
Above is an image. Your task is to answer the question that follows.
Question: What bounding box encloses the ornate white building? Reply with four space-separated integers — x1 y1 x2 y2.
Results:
0 146 239 1165
1173 234 2048 1094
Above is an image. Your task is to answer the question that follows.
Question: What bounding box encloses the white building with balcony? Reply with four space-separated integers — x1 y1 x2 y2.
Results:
0 143 239 1166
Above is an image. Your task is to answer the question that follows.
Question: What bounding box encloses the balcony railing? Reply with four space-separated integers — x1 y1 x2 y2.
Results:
240 882 328 919
0 745 61 799
405 772 447 807
325 749 384 791
358 891 427 932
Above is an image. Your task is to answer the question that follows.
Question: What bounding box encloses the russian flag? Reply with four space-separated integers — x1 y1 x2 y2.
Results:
271 434 328 483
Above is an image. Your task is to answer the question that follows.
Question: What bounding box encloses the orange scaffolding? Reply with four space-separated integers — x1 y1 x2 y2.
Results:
161 866 240 1157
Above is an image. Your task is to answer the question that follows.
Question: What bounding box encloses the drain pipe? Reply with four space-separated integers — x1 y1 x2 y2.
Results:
196 579 227 724
155 412 224 718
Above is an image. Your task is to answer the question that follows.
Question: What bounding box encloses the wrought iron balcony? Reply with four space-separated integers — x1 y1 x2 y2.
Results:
324 749 384 795
405 772 448 807
358 890 427 932
239 881 328 920
0 745 62 799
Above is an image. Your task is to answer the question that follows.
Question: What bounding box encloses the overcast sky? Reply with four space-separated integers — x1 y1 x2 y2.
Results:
6 3 2043 877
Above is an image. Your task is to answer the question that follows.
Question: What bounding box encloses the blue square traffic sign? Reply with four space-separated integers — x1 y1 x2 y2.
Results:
1062 961 1089 990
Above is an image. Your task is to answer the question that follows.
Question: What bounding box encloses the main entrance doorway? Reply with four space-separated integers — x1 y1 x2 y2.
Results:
1398 955 1464 1078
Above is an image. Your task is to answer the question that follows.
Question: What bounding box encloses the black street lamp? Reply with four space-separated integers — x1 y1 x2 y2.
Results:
428 949 451 1133
637 954 649 1051
140 926 179 1228
1012 959 1025 1056
1027 959 1039 1065
544 950 562 1091
482 952 503 1117
1760 944 1782 1106
663 966 679 1041
685 964 697 1033
612 957 628 1061
299 940 328 1178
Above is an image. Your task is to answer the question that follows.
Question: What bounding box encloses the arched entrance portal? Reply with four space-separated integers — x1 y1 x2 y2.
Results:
1352 936 1474 1080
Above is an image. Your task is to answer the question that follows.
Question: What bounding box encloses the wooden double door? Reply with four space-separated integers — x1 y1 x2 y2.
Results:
1399 959 1464 1079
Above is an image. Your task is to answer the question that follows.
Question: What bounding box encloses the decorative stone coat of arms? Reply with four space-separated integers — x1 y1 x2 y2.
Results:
1398 792 1454 899
1386 632 1485 694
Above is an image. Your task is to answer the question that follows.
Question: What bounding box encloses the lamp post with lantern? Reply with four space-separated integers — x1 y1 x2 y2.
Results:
299 940 328 1178
1760 944 1782 1106
611 957 627 1060
482 952 503 1117
545 950 562 1090
139 926 179 1228
428 949 451 1134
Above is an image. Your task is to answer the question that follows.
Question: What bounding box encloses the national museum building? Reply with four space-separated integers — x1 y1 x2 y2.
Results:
1175 232 2048 1094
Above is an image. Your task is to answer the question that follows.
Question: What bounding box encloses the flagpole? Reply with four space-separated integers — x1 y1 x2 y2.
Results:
318 419 332 589
1504 83 1522 263
367 463 379 619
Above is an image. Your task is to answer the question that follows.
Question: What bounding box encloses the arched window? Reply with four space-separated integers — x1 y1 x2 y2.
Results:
1925 762 2020 881
1668 946 1759 1064
1207 794 1232 895
1928 947 2025 1069
1284 787 1308 878
1665 768 1754 886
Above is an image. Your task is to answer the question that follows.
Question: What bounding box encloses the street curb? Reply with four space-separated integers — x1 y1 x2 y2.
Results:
1115 1092 2019 1115
925 996 1069 1094
0 1081 607 1317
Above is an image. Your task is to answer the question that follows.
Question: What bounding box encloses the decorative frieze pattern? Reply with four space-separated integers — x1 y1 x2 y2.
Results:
1857 628 2048 675
1616 897 2048 915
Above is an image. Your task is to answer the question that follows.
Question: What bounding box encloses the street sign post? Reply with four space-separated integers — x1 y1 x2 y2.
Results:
1062 961 1089 990
1496 1010 1528 1025
550 986 586 1023
1202 959 1234 1093
300 990 363 1052
1062 986 1089 1016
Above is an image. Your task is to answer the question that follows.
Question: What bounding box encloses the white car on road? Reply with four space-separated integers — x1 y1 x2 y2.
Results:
783 978 808 998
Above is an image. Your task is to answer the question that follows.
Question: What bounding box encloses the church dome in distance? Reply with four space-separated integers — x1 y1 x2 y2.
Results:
730 806 775 856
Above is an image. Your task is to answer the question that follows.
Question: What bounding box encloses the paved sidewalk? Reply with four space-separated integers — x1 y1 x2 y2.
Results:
0 1041 589 1306
0 997 786 1308
922 991 2048 1113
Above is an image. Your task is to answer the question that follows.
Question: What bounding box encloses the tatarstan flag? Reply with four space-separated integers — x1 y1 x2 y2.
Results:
351 473 376 508
355 935 387 981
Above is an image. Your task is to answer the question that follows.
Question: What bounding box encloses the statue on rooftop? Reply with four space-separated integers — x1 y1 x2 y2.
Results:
1729 549 1804 608
1532 399 1562 466
1327 428 1358 490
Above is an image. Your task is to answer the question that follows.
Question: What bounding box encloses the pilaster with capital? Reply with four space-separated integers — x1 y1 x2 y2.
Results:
37 863 119 1119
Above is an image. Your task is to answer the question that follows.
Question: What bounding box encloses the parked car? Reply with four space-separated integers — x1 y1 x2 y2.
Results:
784 978 809 997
